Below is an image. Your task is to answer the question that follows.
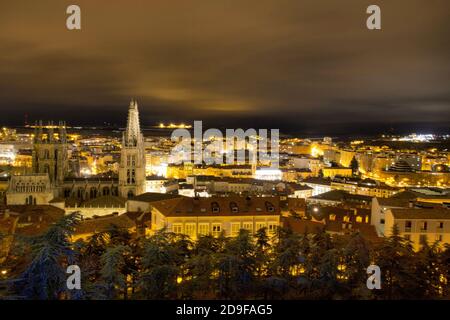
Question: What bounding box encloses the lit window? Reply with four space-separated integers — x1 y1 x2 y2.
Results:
198 223 209 236
420 221 427 231
212 223 221 236
255 222 266 231
268 223 277 233
329 214 336 221
243 222 253 232
419 234 428 245
356 216 363 223
231 223 240 236
405 221 412 231
185 223 196 238
172 224 182 234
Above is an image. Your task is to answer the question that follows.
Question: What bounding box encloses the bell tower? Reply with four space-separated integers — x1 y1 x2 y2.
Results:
32 120 68 186
119 100 146 198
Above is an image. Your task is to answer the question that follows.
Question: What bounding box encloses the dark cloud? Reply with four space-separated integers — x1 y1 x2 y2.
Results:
0 0 449 134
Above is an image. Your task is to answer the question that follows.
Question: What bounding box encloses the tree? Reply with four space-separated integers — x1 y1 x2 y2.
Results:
373 224 419 299
96 245 130 299
340 232 372 299
216 229 256 299
137 231 189 299
350 156 359 176
185 235 220 299
13 212 82 299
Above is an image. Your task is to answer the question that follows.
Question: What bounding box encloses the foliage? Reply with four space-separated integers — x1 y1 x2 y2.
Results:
3 218 450 300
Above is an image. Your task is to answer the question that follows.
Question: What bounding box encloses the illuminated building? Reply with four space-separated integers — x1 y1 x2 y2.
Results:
32 121 68 185
371 197 412 237
118 100 146 198
321 167 352 178
330 177 399 198
384 208 450 251
148 196 281 240
6 174 53 205
303 177 332 196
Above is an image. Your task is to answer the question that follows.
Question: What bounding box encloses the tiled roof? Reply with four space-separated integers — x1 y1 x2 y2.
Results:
309 190 371 202
129 192 183 202
282 217 324 234
375 197 411 208
0 205 65 236
152 196 282 217
390 208 450 220
73 214 135 235
80 196 126 207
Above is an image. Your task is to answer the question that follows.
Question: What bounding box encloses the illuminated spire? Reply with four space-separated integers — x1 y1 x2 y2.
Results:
124 99 142 147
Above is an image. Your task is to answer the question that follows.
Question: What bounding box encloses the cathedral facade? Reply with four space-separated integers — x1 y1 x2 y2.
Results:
6 100 146 210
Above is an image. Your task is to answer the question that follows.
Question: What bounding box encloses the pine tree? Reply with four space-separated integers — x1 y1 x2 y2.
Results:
373 224 418 299
97 245 130 299
14 212 82 299
350 156 359 176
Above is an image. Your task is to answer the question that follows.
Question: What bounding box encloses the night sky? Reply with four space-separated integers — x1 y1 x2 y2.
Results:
0 0 449 135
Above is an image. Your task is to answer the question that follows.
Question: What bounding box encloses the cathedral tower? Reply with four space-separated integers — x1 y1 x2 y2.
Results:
119 100 146 198
32 121 68 186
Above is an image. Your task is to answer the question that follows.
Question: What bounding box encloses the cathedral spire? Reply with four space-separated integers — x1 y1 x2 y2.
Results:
119 99 146 198
124 99 142 147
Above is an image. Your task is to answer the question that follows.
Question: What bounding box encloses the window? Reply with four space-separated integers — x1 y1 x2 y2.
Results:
212 223 221 236
356 216 363 223
185 223 196 238
420 221 427 231
198 223 209 236
438 222 444 229
419 234 428 245
231 223 240 236
380 219 385 225
243 222 253 232
255 222 266 231
405 220 412 232
172 224 182 234
268 223 277 234
329 214 336 221
436 234 443 242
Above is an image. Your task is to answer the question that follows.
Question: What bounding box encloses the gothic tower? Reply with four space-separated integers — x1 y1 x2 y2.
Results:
32 120 68 186
119 100 146 198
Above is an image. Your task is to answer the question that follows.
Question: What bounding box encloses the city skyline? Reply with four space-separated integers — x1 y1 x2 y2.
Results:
0 0 449 135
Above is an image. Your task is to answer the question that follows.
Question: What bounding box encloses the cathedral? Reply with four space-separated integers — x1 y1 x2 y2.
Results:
6 100 147 216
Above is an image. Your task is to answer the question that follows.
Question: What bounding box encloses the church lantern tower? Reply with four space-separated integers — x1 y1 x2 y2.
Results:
119 100 146 198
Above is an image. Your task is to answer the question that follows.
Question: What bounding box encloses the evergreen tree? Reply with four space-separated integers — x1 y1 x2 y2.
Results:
373 224 418 299
14 212 82 299
350 156 359 176
216 229 256 299
97 245 130 299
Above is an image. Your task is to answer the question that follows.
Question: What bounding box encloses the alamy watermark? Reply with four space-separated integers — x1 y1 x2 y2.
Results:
170 120 280 168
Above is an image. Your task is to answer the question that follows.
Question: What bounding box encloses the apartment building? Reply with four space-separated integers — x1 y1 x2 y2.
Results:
384 208 450 251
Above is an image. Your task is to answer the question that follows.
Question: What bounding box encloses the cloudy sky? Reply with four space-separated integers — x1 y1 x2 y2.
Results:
0 0 449 135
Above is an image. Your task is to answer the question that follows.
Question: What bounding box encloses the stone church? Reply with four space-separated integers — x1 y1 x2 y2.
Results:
6 100 146 217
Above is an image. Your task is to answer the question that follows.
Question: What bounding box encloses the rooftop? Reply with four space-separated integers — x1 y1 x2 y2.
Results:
390 208 450 220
